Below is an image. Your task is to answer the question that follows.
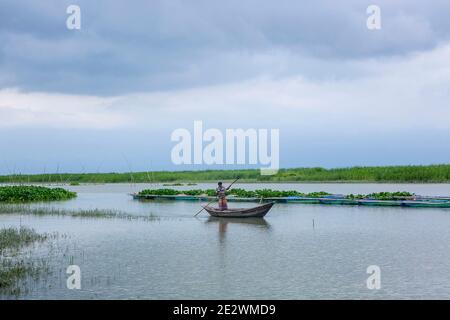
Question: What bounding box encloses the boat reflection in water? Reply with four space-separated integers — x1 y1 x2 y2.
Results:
205 217 270 243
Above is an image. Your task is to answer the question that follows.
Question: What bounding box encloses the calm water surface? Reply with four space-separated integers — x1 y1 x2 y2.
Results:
1 183 450 299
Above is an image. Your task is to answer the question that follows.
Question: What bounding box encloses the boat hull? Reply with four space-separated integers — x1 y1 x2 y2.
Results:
204 202 275 218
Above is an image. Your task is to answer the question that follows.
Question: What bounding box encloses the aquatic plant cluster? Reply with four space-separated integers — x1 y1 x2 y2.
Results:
346 191 414 200
138 188 331 198
0 186 77 203
138 189 418 200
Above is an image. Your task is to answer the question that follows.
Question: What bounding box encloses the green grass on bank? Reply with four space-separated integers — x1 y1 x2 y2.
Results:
0 165 450 184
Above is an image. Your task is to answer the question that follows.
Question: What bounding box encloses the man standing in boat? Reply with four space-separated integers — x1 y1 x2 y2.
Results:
216 182 231 210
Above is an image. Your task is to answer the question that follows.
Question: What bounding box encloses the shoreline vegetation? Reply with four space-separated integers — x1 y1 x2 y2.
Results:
0 165 449 184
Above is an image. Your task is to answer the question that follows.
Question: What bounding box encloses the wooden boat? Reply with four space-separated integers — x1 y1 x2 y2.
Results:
204 202 275 218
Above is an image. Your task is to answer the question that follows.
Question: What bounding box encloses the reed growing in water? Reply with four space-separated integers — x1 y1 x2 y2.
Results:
0 204 156 220
0 227 50 294
0 226 48 255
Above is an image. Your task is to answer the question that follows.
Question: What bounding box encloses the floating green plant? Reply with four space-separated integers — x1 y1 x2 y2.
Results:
346 191 414 200
0 186 77 203
138 188 331 198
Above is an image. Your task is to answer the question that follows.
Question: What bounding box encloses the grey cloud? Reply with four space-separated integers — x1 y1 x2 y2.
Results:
0 0 449 95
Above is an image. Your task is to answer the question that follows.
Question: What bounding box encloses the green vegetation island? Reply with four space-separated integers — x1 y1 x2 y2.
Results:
0 165 449 184
0 186 76 203
138 188 415 200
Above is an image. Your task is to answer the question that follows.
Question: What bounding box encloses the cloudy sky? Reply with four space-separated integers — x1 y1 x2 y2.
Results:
0 0 449 174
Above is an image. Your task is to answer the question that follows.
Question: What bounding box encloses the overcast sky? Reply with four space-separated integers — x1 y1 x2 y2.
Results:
1 0 449 174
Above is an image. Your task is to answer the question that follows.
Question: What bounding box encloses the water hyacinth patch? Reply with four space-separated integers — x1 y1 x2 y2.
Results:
138 188 331 198
138 188 416 200
346 191 415 200
0 186 77 203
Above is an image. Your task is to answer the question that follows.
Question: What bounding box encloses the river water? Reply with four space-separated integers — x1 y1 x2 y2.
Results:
1 183 450 299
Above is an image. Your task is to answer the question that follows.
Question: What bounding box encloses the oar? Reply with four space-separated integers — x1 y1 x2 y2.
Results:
194 177 240 217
